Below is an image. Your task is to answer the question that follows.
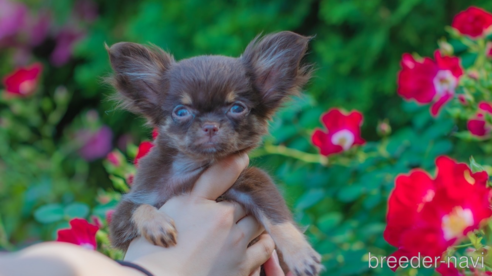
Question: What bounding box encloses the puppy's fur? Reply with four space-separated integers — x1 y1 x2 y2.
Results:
107 31 321 276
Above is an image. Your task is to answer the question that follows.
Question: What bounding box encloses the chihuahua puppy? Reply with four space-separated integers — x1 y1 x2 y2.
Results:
107 31 321 276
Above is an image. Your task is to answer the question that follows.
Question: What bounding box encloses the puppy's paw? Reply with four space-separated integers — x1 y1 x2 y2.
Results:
266 222 323 276
283 245 322 276
133 204 177 247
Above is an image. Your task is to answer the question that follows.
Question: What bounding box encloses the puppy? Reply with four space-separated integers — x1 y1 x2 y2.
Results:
107 31 322 276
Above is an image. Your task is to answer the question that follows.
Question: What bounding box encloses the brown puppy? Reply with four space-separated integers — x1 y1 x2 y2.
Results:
107 31 322 276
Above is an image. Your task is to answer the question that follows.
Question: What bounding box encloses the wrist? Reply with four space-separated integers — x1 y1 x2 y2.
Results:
131 256 177 276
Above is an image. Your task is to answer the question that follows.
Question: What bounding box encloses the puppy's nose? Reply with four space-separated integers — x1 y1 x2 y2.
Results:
202 123 219 135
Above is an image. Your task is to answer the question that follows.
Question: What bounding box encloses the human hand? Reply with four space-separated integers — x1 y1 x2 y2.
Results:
125 153 277 276
250 249 294 276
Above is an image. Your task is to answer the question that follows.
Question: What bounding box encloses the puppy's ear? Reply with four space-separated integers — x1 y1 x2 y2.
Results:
242 31 312 112
106 42 174 124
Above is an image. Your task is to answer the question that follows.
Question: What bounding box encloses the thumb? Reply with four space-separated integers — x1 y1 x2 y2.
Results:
191 153 249 200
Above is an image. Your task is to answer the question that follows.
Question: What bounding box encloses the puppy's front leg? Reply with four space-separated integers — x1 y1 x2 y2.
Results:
132 204 177 248
225 167 322 276
110 200 177 250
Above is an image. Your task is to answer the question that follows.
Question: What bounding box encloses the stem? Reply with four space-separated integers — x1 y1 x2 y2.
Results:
453 243 474 249
0 216 13 251
250 143 328 165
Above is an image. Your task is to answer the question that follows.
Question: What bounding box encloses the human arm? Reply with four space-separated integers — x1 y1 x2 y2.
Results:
0 153 283 276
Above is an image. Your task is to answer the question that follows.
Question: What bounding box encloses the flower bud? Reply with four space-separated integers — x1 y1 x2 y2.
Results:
97 195 110 204
106 151 123 167
468 70 480 80
91 216 102 228
438 40 454 56
377 119 391 137
126 174 134 186
106 210 115 225
86 109 99 122
458 94 468 105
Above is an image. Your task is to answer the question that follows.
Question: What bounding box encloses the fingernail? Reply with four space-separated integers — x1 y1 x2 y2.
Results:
272 249 279 263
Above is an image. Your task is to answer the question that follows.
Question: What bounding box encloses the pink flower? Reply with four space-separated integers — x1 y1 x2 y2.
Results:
97 195 110 204
74 0 98 23
397 51 463 117
91 216 102 228
106 151 121 166
77 126 113 161
106 210 114 225
452 6 492 39
126 174 134 186
457 95 467 105
0 0 27 42
56 218 99 250
134 141 154 165
50 28 85 66
467 102 492 136
311 108 365 156
2 63 43 97
28 11 51 47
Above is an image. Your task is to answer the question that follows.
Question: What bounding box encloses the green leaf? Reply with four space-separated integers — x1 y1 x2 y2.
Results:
295 189 325 210
461 52 478 69
363 193 382 209
34 204 64 224
92 200 119 218
427 140 453 157
317 213 342 232
470 156 486 173
337 185 364 202
64 203 89 219
110 175 130 193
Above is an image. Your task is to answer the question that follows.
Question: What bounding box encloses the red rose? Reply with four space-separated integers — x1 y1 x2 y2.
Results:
2 63 43 97
134 141 154 165
384 156 492 271
436 262 464 276
56 218 99 250
152 128 159 140
397 51 463 117
452 6 492 39
467 102 492 137
311 108 365 156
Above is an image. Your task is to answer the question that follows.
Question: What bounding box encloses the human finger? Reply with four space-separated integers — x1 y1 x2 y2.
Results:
263 250 285 276
236 215 264 244
245 234 275 271
191 153 249 200
217 200 248 222
249 266 261 276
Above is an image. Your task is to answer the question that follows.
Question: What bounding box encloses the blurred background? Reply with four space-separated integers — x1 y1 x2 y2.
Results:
2 0 492 275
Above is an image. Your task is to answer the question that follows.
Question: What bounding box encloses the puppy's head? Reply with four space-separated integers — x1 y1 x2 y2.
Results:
107 31 311 159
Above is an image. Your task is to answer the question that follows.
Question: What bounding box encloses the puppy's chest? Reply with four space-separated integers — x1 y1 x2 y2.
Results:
167 157 209 192
129 155 210 206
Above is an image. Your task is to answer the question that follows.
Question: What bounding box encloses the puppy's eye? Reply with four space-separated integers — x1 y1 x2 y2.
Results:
173 105 192 119
229 103 247 115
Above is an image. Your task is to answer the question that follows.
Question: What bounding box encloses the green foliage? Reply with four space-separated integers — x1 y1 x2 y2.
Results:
3 1 492 275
